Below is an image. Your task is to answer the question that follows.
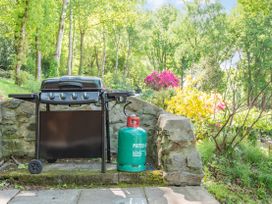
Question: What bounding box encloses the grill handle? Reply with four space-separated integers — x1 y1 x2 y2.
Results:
58 82 83 89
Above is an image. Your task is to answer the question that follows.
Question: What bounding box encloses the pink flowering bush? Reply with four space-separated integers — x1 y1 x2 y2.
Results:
216 102 226 111
144 70 179 90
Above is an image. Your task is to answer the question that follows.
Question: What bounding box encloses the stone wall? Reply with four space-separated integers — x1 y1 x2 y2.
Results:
0 97 203 186
0 99 36 158
0 97 162 164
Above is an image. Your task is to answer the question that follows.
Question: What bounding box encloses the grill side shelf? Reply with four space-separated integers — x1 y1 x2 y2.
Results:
106 91 134 103
8 94 37 102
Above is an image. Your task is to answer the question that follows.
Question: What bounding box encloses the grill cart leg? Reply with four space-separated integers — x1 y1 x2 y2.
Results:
101 94 106 173
29 96 43 174
106 102 111 163
35 96 41 160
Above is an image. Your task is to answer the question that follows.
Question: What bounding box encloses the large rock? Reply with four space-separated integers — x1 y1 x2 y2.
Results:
157 113 203 186
158 113 195 142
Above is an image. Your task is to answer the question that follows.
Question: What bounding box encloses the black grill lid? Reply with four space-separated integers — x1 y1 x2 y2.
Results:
41 76 103 91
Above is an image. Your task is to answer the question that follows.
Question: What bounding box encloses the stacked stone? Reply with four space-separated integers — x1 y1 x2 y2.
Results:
0 100 36 158
109 97 163 166
0 97 163 166
0 98 204 186
157 113 203 186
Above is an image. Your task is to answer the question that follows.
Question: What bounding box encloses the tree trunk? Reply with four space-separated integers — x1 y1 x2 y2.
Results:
163 52 167 69
101 27 107 78
124 31 131 77
246 51 252 106
78 31 85 75
180 57 187 88
14 0 29 85
180 64 184 88
67 1 73 75
54 0 69 73
114 30 120 75
35 34 42 80
94 46 100 76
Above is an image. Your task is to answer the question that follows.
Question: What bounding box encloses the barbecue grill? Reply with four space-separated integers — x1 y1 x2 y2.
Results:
9 76 133 174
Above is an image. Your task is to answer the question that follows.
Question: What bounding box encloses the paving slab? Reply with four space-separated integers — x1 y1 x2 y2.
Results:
3 187 219 204
8 190 80 204
144 187 219 204
0 190 19 204
78 188 147 204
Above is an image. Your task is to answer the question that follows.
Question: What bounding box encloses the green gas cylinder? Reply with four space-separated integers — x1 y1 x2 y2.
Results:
117 115 147 172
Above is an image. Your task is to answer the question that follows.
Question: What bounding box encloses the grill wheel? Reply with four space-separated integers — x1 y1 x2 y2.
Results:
28 159 43 174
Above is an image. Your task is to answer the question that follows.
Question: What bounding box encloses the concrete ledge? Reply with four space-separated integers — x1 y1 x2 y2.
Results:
0 170 164 188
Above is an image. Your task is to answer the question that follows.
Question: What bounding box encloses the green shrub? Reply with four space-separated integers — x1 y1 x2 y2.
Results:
48 59 58 77
198 140 272 203
204 181 253 204
22 77 40 92
104 72 134 90
150 89 176 109
233 108 272 131
11 71 40 92
0 68 11 78
239 143 267 164
197 139 216 164
16 71 31 86
140 88 155 102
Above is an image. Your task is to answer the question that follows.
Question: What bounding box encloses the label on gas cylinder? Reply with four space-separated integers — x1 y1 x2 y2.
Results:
132 143 146 157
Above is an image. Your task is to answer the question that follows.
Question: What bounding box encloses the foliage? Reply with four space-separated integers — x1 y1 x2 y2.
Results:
0 77 30 100
198 139 272 203
0 0 271 200
47 58 58 78
142 88 175 109
144 70 179 91
103 72 134 90
164 75 272 151
0 68 11 78
166 87 223 122
143 5 179 70
232 108 272 131
9 70 40 92
0 37 14 71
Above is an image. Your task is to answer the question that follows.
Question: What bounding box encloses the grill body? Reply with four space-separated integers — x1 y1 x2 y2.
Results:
40 110 103 159
9 76 133 174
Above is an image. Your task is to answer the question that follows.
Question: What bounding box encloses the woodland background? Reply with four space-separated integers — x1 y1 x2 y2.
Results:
0 0 272 203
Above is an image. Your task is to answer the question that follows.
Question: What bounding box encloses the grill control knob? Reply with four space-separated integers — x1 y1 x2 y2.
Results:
60 93 66 100
83 92 89 99
48 93 55 100
72 92 77 100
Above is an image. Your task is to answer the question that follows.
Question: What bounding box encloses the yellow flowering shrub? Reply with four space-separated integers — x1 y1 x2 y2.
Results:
166 87 220 122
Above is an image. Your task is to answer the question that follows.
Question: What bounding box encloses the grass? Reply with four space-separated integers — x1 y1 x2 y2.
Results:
0 77 31 100
197 139 272 204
